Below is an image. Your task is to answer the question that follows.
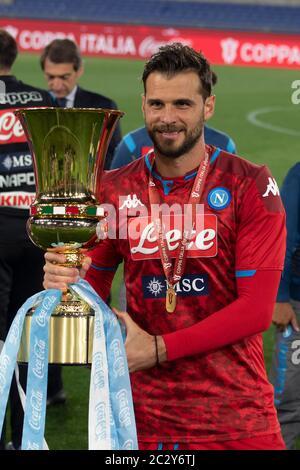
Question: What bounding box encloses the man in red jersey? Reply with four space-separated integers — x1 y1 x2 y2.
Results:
43 43 286 450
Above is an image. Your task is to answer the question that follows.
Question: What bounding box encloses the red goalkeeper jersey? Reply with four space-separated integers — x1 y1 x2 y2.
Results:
86 145 285 443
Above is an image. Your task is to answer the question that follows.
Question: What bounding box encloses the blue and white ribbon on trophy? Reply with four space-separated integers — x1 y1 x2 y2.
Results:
0 279 138 450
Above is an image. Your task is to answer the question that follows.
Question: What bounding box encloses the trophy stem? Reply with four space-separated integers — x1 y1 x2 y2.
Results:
57 247 85 268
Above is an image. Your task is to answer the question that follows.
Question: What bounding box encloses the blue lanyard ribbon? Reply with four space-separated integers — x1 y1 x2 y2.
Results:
21 290 62 450
0 280 138 450
0 292 44 439
71 279 138 450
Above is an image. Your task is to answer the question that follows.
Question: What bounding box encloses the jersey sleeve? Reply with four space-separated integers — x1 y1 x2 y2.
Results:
163 270 281 361
85 238 123 301
235 166 286 274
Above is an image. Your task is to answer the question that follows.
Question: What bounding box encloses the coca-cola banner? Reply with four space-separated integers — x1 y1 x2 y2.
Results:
0 18 300 68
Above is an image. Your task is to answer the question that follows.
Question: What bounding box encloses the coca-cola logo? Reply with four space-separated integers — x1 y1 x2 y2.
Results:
128 214 217 260
139 36 192 58
0 109 26 144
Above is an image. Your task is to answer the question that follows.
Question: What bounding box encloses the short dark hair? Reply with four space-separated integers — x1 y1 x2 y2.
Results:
0 29 18 70
40 39 82 71
142 42 217 99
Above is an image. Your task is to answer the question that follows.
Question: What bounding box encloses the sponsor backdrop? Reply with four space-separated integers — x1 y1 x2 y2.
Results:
0 18 299 69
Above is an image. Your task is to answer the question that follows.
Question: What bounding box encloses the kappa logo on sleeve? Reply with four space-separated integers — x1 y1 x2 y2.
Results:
255 171 283 213
262 177 280 198
128 213 217 260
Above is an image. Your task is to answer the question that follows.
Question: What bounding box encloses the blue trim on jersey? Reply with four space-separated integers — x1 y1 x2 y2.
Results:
162 181 174 195
145 153 198 193
226 138 236 154
184 170 197 181
235 269 256 277
124 133 136 153
144 153 152 171
210 148 221 164
273 329 293 406
91 264 118 272
145 153 174 195
156 442 180 450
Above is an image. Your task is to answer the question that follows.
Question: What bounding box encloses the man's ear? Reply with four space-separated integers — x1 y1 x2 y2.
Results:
77 65 84 79
204 95 215 122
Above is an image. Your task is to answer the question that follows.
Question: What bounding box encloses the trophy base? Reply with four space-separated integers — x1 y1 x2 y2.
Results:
17 294 94 365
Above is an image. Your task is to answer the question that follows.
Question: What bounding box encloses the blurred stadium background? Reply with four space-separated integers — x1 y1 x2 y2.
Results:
1 0 300 450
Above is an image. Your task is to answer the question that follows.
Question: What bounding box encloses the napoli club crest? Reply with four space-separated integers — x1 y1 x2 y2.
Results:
208 187 231 210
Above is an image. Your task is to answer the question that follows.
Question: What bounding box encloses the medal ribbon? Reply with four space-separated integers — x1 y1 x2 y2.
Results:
148 150 210 310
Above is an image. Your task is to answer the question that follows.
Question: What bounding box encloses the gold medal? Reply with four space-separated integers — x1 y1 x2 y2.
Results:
166 286 177 313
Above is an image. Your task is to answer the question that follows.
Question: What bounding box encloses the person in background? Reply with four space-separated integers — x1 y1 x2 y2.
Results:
40 39 122 170
110 124 236 170
0 29 53 450
43 43 286 449
269 162 300 450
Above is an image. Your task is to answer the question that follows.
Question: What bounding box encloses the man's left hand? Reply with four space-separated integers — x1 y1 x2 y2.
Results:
113 308 166 372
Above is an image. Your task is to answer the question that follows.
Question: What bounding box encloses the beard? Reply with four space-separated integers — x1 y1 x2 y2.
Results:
147 120 204 159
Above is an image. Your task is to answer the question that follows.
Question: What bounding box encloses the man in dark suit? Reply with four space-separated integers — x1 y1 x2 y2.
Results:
40 39 122 170
39 39 121 406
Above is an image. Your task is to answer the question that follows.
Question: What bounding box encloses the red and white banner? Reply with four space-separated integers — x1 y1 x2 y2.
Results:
0 108 26 144
0 192 35 209
128 214 217 260
0 18 300 68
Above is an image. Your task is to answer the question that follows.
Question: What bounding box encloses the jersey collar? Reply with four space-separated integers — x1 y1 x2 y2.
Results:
144 147 219 196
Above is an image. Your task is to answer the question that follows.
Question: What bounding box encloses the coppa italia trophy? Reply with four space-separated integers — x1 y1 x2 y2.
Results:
0 108 138 450
16 107 123 365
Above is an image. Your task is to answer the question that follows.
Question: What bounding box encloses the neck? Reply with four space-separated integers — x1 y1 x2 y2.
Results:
0 68 12 76
154 140 206 178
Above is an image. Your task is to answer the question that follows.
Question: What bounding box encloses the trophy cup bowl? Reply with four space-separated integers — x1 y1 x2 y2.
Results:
15 107 123 365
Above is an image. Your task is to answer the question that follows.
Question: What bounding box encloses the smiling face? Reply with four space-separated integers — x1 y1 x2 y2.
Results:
43 58 83 98
142 71 215 160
